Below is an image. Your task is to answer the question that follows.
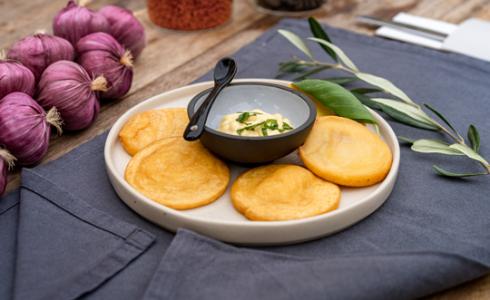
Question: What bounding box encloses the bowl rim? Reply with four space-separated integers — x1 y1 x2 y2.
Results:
187 82 317 141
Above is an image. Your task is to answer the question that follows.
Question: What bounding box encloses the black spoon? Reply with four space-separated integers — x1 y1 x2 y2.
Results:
183 57 237 141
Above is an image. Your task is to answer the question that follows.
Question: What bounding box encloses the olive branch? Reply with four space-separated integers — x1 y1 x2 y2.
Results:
278 17 489 178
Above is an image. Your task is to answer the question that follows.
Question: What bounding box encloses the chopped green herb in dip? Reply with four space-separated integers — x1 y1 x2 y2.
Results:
219 109 294 137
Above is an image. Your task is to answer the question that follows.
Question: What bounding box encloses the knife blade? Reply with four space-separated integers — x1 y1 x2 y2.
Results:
357 15 448 42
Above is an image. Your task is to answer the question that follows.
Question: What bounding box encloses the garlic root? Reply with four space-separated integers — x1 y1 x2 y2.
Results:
46 107 64 136
0 148 17 169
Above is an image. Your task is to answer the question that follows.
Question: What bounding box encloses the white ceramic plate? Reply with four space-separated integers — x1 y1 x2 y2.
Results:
105 79 400 245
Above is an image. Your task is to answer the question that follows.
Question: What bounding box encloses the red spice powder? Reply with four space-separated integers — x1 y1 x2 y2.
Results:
147 0 232 30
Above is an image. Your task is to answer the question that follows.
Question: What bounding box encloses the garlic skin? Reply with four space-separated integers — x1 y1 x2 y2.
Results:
0 60 36 100
53 0 110 46
99 5 146 59
7 34 75 81
0 148 15 195
37 61 104 131
77 32 133 100
0 92 54 166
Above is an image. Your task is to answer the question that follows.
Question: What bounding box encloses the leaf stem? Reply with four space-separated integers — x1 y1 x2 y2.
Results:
296 60 352 73
435 121 465 144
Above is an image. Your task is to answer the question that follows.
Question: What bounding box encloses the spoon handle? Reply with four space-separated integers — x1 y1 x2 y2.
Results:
183 85 226 141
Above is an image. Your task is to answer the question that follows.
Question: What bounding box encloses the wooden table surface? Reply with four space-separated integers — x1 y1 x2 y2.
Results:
1 0 489 298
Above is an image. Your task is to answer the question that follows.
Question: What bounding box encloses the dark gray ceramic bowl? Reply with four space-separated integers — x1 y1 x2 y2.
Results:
187 82 316 164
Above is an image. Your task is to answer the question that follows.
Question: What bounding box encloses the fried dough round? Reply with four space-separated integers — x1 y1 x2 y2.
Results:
119 108 189 155
299 116 392 187
125 137 230 210
231 164 340 221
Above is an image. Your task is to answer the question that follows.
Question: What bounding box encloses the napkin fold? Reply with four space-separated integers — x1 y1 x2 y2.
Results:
1 19 490 299
14 171 155 299
144 229 488 300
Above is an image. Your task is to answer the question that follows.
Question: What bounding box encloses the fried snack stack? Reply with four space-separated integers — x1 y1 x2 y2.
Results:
119 108 392 221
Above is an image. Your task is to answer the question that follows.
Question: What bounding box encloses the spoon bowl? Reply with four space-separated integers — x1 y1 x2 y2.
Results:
214 58 237 85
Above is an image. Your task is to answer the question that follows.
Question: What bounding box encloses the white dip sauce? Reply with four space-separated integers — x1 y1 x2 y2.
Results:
218 109 293 137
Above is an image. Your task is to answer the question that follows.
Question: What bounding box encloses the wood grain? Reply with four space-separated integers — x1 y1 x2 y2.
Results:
0 0 489 298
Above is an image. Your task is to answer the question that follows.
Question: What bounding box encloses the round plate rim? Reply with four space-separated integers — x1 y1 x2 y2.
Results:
104 79 400 228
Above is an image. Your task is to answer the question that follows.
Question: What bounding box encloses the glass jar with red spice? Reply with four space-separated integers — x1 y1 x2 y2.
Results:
147 0 232 30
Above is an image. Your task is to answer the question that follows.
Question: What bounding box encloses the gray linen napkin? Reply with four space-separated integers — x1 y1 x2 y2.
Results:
0 191 18 299
1 19 490 299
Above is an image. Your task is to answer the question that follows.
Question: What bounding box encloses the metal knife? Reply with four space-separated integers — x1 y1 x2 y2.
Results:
357 15 448 42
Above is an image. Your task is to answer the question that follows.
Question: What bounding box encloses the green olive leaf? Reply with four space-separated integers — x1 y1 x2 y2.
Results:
352 92 382 110
356 73 414 104
382 105 439 130
424 104 459 136
411 139 464 155
398 136 415 144
308 17 337 61
467 124 480 153
278 30 314 60
449 144 489 165
353 94 437 130
293 79 376 124
350 87 383 95
324 76 358 85
293 65 331 81
433 165 488 178
370 98 438 129
307 37 359 71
